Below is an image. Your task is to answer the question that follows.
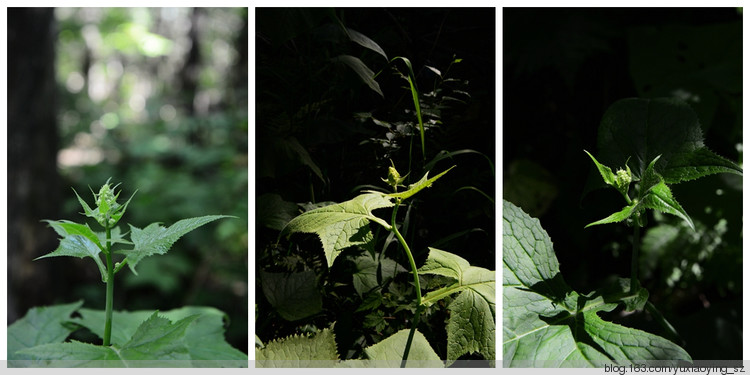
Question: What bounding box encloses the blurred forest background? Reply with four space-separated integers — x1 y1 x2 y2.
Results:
255 8 495 360
504 8 742 360
7 8 248 353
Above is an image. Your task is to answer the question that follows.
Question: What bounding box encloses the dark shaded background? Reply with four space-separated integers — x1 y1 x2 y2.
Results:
8 7 248 354
256 8 495 360
503 8 742 360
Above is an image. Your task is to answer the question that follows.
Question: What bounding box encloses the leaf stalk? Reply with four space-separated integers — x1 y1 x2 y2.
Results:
390 198 423 366
103 224 114 346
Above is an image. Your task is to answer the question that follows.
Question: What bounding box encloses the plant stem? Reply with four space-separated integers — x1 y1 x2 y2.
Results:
630 220 640 293
103 225 114 346
390 200 423 367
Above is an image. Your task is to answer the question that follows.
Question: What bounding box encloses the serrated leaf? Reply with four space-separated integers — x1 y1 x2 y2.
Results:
333 55 383 97
256 326 339 367
351 253 406 297
280 193 394 267
584 150 617 186
69 306 247 366
36 234 107 281
44 220 103 249
418 248 495 365
585 203 640 228
18 312 199 367
596 97 741 183
662 147 742 183
385 166 455 200
118 215 233 275
260 270 322 321
363 329 443 367
73 188 98 221
642 181 695 230
8 301 83 367
503 200 691 367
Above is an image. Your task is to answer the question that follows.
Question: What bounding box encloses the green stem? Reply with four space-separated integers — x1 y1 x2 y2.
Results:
630 219 640 294
401 305 424 368
390 200 423 367
103 225 114 346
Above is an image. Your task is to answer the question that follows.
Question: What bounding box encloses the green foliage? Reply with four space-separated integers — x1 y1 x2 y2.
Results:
505 96 741 366
256 326 340 367
418 248 495 364
503 200 691 367
269 166 494 366
257 8 494 368
9 181 246 367
584 98 742 230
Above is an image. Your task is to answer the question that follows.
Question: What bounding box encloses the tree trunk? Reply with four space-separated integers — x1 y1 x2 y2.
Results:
7 7 61 323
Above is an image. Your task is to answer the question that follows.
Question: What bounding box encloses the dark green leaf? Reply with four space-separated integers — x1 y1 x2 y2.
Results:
333 55 383 97
260 270 323 321
8 301 83 366
345 28 387 60
503 200 691 366
70 306 247 366
596 98 741 182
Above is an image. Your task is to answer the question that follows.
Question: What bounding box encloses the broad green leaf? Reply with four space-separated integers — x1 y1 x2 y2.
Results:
503 200 691 367
257 193 298 231
345 28 387 60
418 248 495 365
333 55 383 97
642 181 695 230
44 220 102 250
260 270 322 321
18 312 199 367
118 215 233 275
661 147 743 183
256 326 339 367
70 306 247 366
584 203 640 228
385 166 455 200
8 301 83 367
363 329 443 368
351 253 405 297
596 98 741 183
280 193 394 267
36 234 107 282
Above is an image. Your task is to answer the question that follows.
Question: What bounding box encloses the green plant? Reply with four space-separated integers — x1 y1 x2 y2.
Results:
257 165 495 367
8 179 247 367
503 97 742 367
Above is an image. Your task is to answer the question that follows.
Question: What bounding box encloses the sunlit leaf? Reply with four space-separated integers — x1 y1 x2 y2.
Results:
280 193 393 267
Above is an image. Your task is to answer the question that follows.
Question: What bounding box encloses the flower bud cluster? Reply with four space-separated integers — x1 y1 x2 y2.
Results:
614 168 632 189
95 182 120 227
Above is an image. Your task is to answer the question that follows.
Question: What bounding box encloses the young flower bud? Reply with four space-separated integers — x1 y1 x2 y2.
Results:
614 168 632 189
382 162 408 191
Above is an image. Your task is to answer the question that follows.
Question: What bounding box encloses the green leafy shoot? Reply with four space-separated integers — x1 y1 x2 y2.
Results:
585 151 697 230
281 166 454 267
32 179 238 358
